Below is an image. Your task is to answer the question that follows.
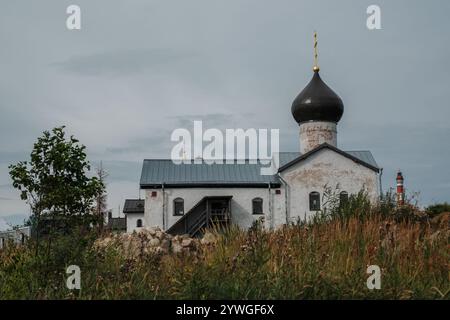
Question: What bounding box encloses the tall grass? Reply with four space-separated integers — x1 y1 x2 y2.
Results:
0 194 448 299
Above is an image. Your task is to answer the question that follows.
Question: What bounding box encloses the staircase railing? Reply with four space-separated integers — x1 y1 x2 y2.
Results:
167 196 232 237
167 197 208 236
187 209 207 236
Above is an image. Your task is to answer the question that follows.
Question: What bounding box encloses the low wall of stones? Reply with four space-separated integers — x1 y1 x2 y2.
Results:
93 227 217 258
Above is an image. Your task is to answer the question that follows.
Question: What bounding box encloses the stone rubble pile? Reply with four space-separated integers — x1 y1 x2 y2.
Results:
93 227 218 258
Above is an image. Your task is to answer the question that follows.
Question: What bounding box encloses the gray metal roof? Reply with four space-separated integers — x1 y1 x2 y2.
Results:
140 149 378 188
345 151 378 168
123 199 145 214
140 159 279 188
279 152 300 167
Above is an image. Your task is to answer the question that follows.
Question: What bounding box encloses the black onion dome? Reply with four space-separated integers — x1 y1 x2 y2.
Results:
291 71 344 124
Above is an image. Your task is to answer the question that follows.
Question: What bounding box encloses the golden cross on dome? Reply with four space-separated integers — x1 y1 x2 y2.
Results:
313 31 320 72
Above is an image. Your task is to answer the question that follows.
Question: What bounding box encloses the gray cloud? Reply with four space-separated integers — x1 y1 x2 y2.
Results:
91 160 142 183
0 151 28 164
168 113 251 129
53 49 194 76
0 214 29 230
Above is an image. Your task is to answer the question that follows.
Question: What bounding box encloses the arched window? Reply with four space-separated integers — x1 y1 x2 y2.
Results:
252 198 263 215
136 219 143 228
173 198 184 216
340 191 349 206
309 192 320 211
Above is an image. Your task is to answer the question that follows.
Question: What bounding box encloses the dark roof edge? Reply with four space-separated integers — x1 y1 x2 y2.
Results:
278 143 379 173
140 182 281 189
142 159 270 163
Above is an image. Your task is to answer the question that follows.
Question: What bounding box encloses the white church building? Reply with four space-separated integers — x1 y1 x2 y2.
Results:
123 55 381 235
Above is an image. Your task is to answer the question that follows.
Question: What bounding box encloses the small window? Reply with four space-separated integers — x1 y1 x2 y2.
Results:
174 198 184 216
340 191 349 206
136 219 143 228
309 192 320 211
252 198 263 215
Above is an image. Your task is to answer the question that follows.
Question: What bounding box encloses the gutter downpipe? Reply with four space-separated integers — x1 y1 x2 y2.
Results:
379 168 383 201
267 183 272 229
162 183 165 230
277 173 289 225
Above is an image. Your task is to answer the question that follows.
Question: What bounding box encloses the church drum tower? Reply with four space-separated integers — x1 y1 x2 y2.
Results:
291 32 344 154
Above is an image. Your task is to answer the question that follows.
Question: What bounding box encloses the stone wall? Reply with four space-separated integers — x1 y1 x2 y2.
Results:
93 227 218 258
299 121 337 153
281 147 379 222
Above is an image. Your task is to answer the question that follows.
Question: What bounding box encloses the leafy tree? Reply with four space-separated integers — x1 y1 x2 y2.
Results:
426 202 450 218
9 126 104 240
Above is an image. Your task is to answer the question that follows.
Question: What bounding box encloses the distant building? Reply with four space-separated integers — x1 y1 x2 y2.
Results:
396 171 405 206
0 226 31 249
123 199 144 233
104 210 126 233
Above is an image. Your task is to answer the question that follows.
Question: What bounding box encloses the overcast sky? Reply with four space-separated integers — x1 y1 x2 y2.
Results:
1 0 449 226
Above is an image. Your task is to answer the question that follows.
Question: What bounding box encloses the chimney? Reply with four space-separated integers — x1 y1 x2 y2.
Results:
396 171 405 206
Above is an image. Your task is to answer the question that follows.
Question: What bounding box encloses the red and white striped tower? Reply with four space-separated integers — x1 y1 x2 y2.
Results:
396 171 405 206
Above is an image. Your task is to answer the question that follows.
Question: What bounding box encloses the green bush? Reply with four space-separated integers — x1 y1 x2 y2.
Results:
426 202 450 217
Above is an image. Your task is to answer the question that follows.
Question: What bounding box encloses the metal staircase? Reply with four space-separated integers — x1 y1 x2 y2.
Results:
167 196 232 237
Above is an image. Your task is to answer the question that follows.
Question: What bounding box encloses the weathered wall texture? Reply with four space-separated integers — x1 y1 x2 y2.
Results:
126 213 144 233
299 121 337 153
141 149 379 232
144 187 286 231
280 148 379 222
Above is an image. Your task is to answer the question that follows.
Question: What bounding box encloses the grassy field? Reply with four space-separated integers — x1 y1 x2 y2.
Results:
0 196 448 299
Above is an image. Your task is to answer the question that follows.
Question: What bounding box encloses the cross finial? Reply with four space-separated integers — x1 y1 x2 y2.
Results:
313 31 320 72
